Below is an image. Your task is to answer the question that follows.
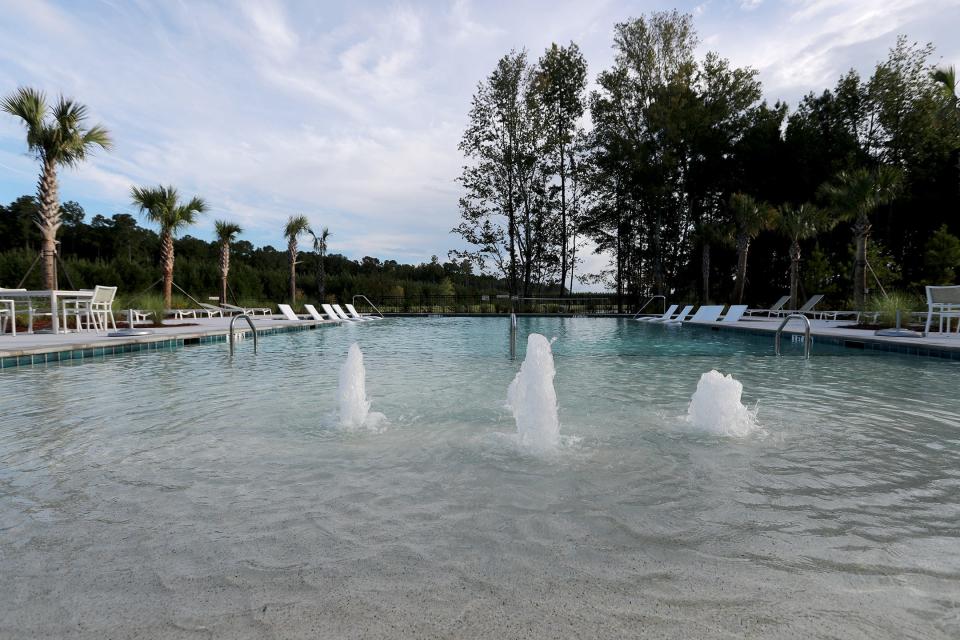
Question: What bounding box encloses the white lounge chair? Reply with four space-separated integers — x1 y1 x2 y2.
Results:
720 305 748 323
304 304 325 321
196 303 224 317
661 305 695 324
322 303 355 322
277 304 304 321
636 304 678 322
924 285 960 334
775 295 824 317
746 295 790 317
222 303 272 316
332 304 359 322
345 303 377 321
682 305 725 324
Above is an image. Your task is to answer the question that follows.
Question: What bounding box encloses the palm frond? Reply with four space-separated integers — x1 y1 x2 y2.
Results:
284 214 311 240
214 220 243 242
1 87 46 133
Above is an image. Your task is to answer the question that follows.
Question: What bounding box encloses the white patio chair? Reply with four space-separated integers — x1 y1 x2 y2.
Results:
305 304 335 322
0 298 15 336
331 304 359 322
63 286 118 333
924 285 960 334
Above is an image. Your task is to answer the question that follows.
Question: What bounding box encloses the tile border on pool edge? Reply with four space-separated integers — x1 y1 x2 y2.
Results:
0 321 332 370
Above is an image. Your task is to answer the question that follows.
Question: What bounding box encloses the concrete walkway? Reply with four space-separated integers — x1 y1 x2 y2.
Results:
0 315 342 358
682 315 960 357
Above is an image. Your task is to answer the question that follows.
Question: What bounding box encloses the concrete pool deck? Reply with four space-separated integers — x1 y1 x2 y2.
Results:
0 315 343 367
683 316 960 358
2 313 959 367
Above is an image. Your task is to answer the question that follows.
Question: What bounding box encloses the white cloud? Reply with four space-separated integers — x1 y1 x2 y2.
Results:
0 0 957 287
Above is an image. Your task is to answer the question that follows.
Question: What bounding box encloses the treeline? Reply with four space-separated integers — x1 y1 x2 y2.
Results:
453 10 960 310
0 196 502 304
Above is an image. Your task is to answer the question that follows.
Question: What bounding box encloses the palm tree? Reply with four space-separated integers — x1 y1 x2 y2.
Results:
131 185 207 309
775 203 832 310
309 226 331 301
284 215 311 305
214 220 243 305
2 87 111 289
931 65 957 103
729 193 775 304
818 166 901 309
695 221 730 303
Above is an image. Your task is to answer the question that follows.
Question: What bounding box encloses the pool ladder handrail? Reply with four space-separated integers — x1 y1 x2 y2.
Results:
352 294 385 318
229 312 258 355
775 313 812 358
632 295 666 319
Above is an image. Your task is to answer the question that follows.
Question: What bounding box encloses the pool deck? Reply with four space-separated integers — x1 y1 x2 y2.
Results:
682 316 960 358
0 315 343 367
2 313 959 367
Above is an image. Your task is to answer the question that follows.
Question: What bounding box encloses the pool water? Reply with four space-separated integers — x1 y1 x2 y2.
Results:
1 317 959 638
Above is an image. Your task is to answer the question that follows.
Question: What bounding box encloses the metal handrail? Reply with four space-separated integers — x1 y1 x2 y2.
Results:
229 313 258 355
775 313 812 358
632 295 666 319
352 294 385 319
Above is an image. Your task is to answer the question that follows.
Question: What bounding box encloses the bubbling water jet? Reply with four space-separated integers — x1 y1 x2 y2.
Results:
506 333 560 452
686 370 759 437
338 342 385 431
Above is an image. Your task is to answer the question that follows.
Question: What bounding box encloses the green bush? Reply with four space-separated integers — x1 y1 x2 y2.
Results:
866 291 924 327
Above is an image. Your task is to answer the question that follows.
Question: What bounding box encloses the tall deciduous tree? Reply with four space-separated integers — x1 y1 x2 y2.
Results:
2 87 111 289
536 42 587 295
131 185 207 309
284 215 311 304
214 220 242 304
818 166 901 308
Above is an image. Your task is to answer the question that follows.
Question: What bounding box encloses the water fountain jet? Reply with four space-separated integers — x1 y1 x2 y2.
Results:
338 342 385 431
686 370 758 437
506 333 560 452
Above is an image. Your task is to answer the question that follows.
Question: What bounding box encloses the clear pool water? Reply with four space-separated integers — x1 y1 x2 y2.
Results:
1 317 959 638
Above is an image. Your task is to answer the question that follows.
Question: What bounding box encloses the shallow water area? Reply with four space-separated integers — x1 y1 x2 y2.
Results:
1 317 959 639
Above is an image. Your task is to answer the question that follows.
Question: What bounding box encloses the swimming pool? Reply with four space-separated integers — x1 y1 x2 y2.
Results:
2 317 958 638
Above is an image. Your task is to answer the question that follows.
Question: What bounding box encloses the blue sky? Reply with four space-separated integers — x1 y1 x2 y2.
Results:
1 0 958 279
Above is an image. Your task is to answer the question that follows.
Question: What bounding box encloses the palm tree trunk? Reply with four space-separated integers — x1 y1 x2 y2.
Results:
789 239 801 310
853 216 870 309
734 233 750 304
160 231 174 309
701 242 711 303
37 158 60 290
288 240 297 305
219 241 230 304
318 252 326 300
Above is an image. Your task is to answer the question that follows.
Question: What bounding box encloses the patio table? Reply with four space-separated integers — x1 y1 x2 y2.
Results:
1 289 95 334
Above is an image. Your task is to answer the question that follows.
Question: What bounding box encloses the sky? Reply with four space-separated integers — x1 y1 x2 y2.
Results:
1 0 958 283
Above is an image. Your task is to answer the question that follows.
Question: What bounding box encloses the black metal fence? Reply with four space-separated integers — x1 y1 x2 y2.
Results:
351 295 629 315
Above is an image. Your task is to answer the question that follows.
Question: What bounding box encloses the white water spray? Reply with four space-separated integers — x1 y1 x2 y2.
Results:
506 333 560 452
686 370 759 437
338 343 385 431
